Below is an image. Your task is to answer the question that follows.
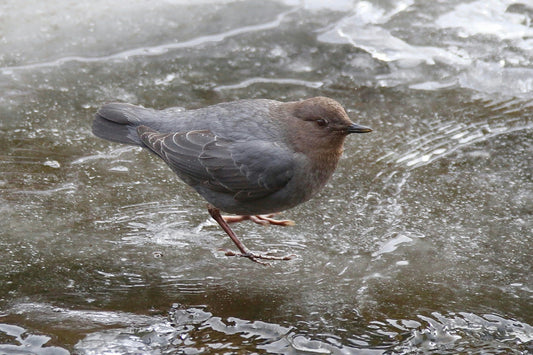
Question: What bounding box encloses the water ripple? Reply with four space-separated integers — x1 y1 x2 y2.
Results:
380 98 533 170
69 306 533 354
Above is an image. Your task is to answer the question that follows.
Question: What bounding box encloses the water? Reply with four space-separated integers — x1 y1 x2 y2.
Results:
1 0 532 353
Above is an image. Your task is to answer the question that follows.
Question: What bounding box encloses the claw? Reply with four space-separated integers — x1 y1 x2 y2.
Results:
208 204 295 265
223 249 295 266
222 213 295 226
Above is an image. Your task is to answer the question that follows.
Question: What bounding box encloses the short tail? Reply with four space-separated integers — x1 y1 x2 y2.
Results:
92 103 152 145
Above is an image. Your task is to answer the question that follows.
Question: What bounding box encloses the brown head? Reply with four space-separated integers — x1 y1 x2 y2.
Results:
281 96 371 158
272 96 372 197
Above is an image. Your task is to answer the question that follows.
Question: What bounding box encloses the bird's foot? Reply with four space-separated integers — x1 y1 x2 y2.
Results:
222 213 295 226
208 205 295 265
223 249 295 266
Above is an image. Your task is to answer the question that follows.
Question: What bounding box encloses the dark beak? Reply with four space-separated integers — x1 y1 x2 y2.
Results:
347 123 372 134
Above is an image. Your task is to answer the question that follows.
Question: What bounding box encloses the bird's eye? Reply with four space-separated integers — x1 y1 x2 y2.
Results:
316 119 328 127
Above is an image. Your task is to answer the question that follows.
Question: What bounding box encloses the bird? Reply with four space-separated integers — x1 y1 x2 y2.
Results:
92 97 372 264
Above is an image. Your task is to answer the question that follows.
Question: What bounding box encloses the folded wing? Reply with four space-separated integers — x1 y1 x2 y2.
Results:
137 126 294 201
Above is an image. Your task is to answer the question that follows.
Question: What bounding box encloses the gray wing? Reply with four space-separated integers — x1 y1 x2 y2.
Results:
137 126 294 201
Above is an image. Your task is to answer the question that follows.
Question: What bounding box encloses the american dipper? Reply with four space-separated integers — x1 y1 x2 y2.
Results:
92 97 371 264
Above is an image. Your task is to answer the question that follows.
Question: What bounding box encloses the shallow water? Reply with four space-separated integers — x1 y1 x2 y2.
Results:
1 0 532 353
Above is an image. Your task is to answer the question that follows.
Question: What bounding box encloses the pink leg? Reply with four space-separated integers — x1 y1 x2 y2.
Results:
207 205 295 265
222 213 295 226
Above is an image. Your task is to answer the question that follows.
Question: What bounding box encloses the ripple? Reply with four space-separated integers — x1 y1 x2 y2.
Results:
71 146 140 165
97 200 197 247
6 302 159 329
393 312 533 353
379 98 533 170
70 306 533 354
393 121 532 169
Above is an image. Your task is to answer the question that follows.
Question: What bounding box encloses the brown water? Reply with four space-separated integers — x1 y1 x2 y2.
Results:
1 0 532 353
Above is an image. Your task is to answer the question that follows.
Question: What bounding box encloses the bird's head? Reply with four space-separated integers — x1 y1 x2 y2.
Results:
284 97 372 156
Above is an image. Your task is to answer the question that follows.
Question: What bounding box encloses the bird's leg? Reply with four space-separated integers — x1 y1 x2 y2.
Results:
222 213 295 226
207 205 295 265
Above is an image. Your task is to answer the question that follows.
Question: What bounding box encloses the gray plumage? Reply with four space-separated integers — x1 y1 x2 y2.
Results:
92 97 371 263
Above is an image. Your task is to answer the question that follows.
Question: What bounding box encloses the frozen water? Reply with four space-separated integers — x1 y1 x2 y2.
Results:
0 0 532 353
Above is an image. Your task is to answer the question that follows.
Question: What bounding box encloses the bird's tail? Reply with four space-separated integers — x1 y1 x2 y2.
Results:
92 103 154 145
